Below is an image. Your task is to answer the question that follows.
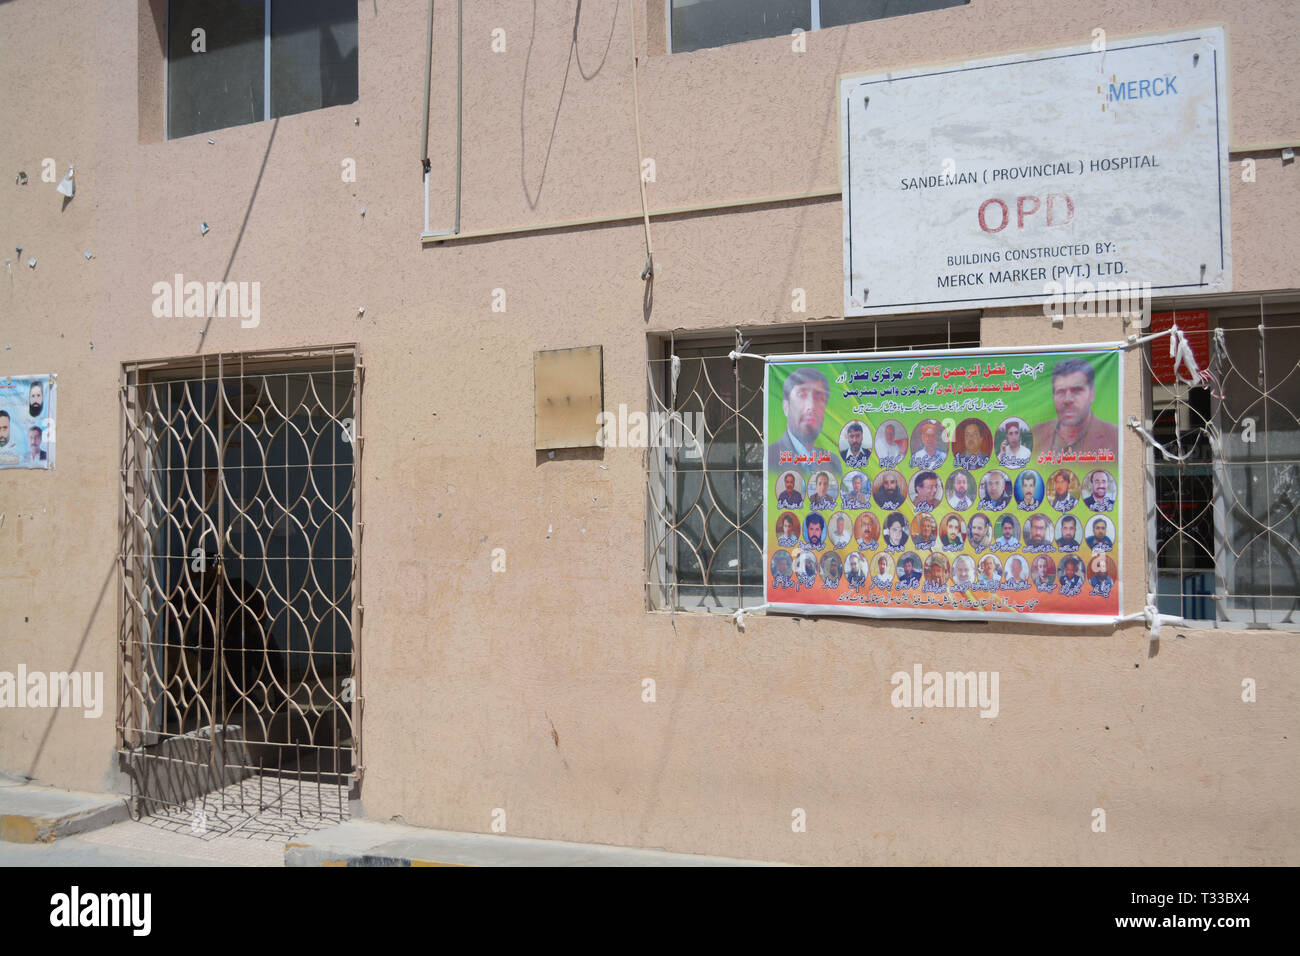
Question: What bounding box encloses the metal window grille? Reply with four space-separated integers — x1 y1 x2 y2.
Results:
646 317 979 611
117 345 363 831
1141 300 1300 629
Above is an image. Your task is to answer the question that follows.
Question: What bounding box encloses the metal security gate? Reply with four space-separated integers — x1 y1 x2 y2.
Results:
117 346 362 829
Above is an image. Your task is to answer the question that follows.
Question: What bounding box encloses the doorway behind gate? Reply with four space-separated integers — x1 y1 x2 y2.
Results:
118 346 362 829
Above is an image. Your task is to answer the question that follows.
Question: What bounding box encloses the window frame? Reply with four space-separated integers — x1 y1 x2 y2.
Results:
1143 298 1300 631
646 315 980 613
118 343 365 784
164 0 357 141
665 0 969 54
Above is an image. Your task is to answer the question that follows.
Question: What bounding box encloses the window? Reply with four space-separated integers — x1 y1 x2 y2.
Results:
1146 304 1300 628
167 0 358 140
667 0 969 54
647 317 979 611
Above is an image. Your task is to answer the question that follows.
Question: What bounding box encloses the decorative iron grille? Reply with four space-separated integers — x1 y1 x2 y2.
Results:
1142 301 1300 628
118 346 363 824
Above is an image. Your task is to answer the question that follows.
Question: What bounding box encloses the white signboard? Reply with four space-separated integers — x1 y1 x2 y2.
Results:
840 27 1231 316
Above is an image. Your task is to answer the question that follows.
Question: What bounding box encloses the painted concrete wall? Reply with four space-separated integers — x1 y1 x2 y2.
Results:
1 0 1297 864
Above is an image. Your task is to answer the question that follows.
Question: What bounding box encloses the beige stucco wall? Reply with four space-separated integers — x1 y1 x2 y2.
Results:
1 0 1297 864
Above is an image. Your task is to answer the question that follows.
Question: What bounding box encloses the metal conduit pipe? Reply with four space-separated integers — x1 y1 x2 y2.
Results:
422 0 462 238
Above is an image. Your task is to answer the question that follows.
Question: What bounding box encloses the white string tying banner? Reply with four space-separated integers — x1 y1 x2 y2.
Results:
1127 417 1212 462
1125 322 1215 461
732 604 770 630
1125 320 1210 384
1119 595 1183 638
1167 323 1208 386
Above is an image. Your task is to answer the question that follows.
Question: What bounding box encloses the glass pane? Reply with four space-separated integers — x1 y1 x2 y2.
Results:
1149 380 1214 619
167 0 265 139
671 0 810 54
1215 317 1300 624
271 0 359 119
820 0 969 29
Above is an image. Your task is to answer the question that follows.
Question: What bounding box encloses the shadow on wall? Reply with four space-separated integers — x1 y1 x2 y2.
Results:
520 0 620 210
195 118 279 353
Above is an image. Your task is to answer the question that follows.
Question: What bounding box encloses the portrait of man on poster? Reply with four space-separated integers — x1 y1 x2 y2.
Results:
1086 517 1114 553
997 417 1032 468
768 367 841 476
845 552 867 591
872 555 894 590
883 513 910 552
1049 469 1079 513
1032 358 1119 457
1083 470 1116 512
953 419 991 470
896 554 921 589
776 472 803 509
874 471 906 510
841 421 872 469
910 420 948 469
770 551 795 589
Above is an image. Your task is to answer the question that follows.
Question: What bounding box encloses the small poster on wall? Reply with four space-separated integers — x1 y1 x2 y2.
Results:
0 374 56 469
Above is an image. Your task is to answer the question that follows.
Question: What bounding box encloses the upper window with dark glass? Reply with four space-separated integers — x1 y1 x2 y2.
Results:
168 0 358 139
668 0 969 54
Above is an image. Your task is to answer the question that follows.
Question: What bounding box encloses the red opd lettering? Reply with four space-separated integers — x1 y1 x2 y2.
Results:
1016 195 1040 228
978 198 1009 233
978 194 1074 231
1046 193 1074 226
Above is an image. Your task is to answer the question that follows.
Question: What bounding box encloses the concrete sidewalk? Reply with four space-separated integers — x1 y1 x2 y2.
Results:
286 820 784 867
0 820 284 866
0 777 129 843
1 776 784 865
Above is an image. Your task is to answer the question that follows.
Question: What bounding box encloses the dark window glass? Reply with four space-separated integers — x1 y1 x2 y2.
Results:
819 0 968 29
167 0 358 139
669 0 969 53
167 0 265 139
1151 391 1215 620
671 0 810 54
271 0 359 119
667 348 769 607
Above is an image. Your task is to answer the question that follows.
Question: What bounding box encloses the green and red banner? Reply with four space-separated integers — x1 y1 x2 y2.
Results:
764 346 1122 623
